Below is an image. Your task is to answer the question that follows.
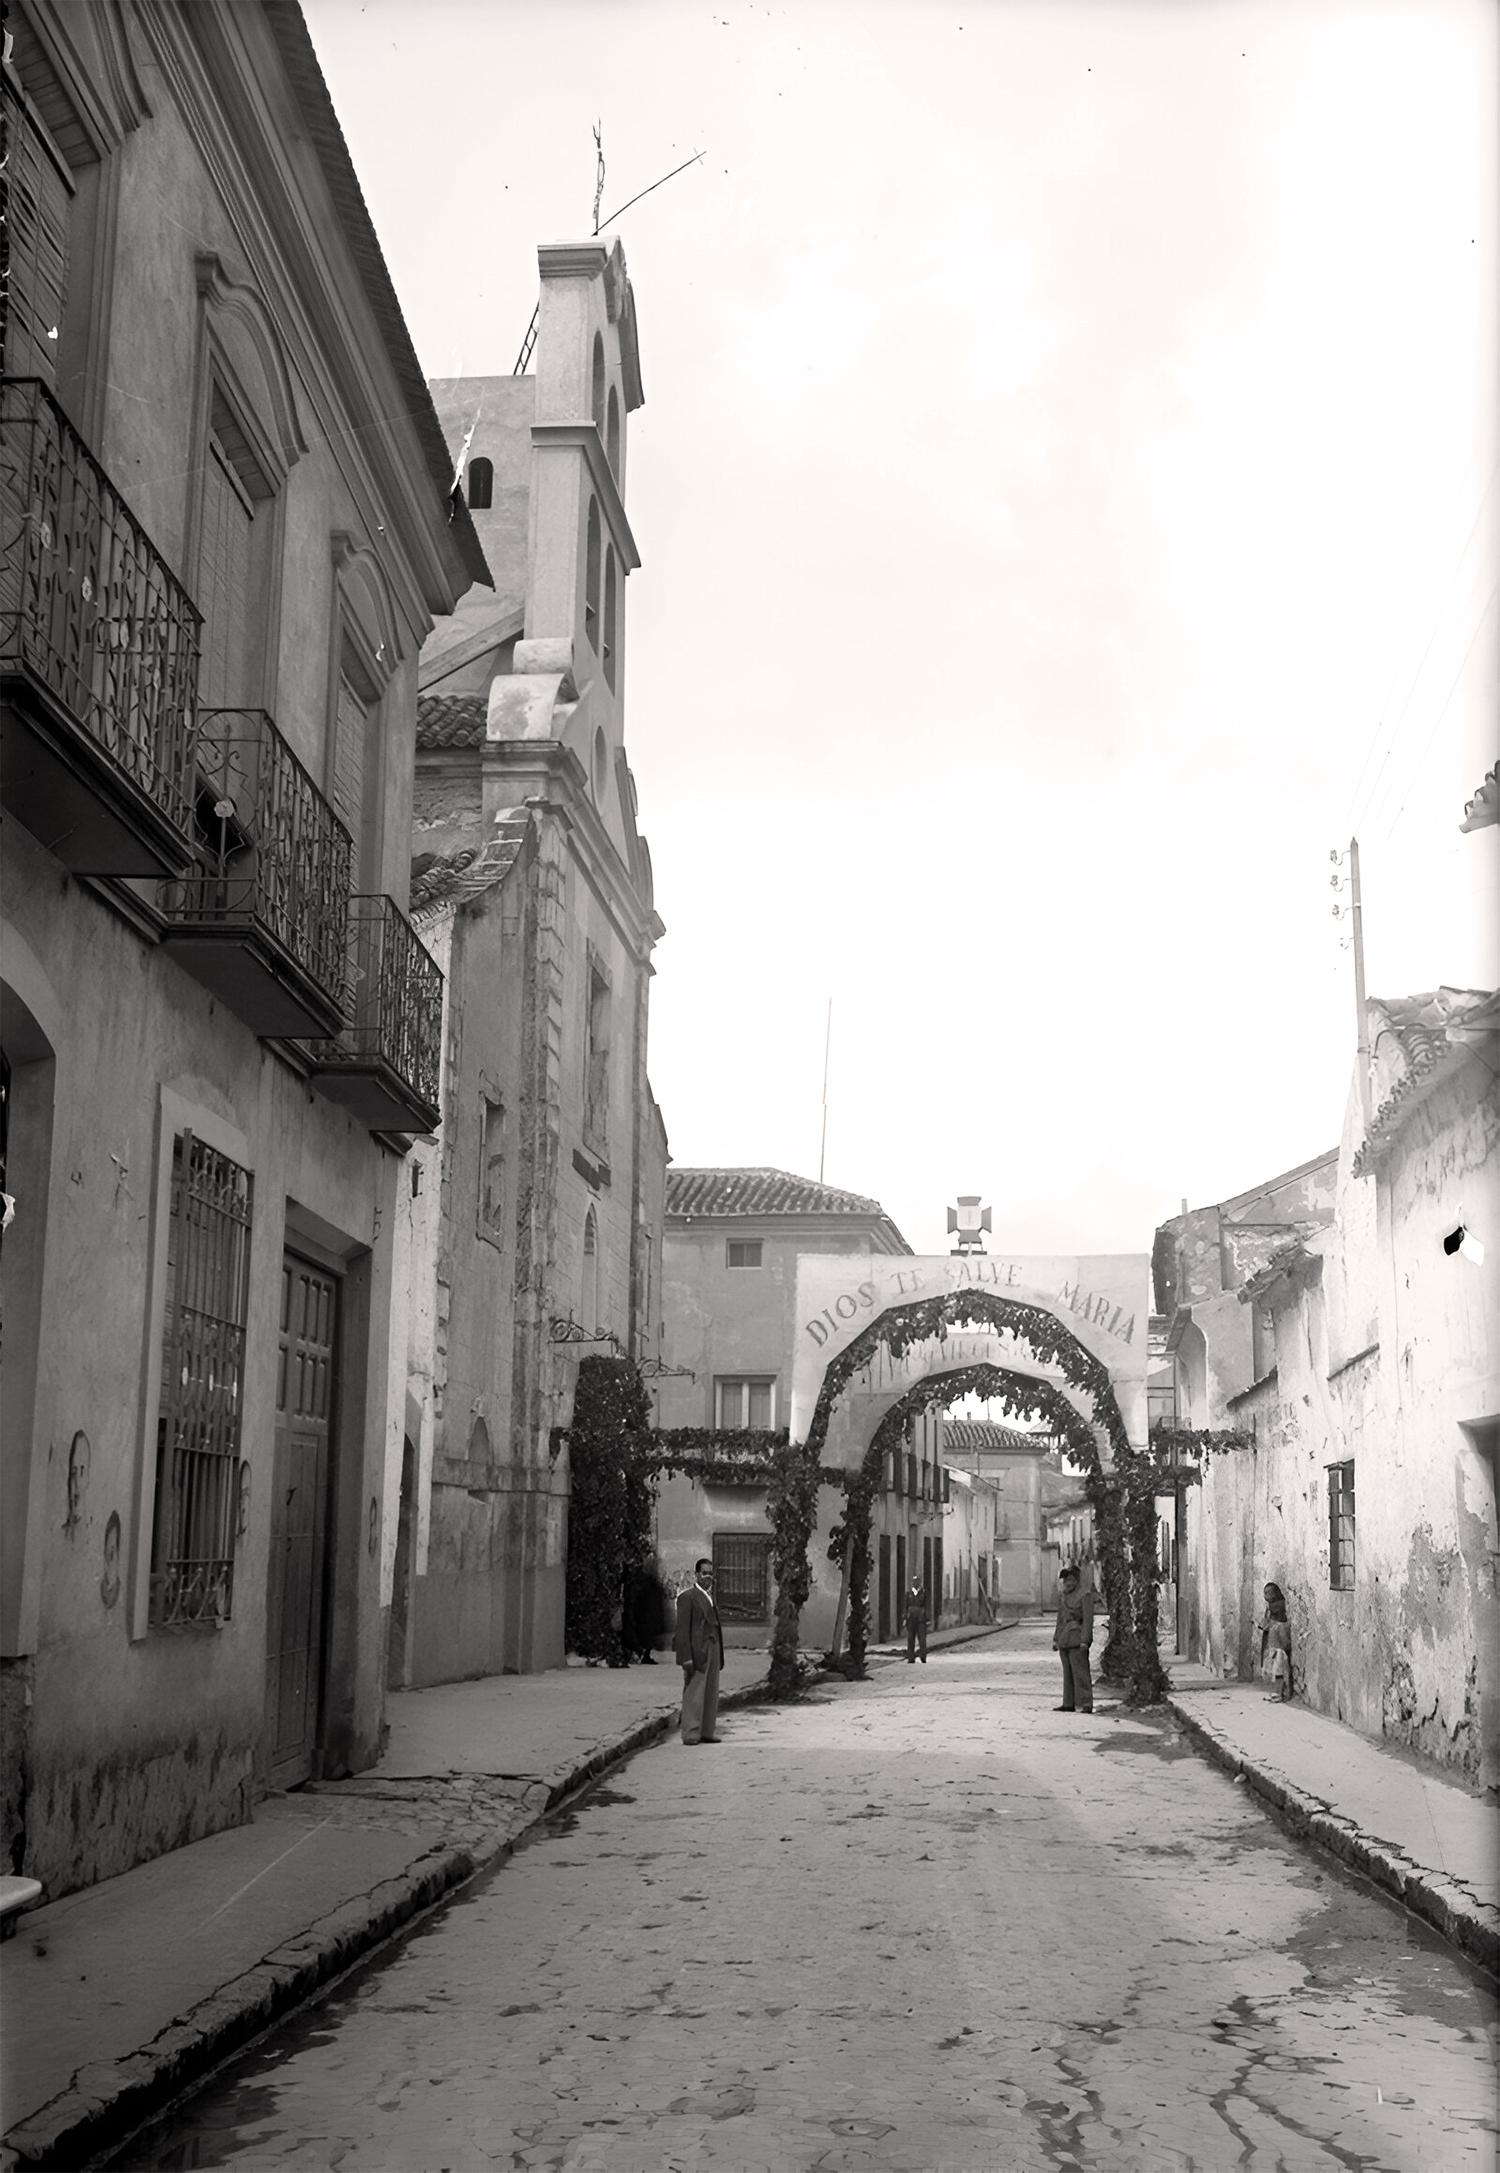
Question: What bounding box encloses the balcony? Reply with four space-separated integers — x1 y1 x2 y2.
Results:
159 708 352 1039
300 894 444 1134
0 378 201 874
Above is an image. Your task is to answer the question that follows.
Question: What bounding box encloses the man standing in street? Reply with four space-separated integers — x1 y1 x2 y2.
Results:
674 1557 724 1745
904 1573 928 1664
1052 1562 1095 1713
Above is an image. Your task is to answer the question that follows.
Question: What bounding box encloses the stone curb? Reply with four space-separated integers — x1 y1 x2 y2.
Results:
868 1619 1020 1659
0 1675 771 2172
1166 1695 1499 1978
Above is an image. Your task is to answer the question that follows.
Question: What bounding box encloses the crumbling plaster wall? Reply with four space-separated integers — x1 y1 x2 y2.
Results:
1182 1059 1496 1786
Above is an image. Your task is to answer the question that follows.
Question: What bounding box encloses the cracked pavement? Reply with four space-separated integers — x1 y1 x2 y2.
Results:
136 1624 1497 2171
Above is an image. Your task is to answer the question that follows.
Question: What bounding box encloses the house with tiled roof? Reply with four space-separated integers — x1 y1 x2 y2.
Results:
1154 984 1499 1793
653 1167 968 1645
391 239 667 1690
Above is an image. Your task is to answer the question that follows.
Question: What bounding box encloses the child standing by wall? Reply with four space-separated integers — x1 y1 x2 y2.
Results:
1260 1582 1293 1701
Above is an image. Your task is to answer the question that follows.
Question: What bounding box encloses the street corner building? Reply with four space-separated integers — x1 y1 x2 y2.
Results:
650 1170 1014 1650
393 240 668 1688
1152 986 1500 1794
1 1 490 1901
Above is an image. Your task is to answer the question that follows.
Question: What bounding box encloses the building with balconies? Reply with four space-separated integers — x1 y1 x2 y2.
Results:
0 1 489 1902
391 241 667 1686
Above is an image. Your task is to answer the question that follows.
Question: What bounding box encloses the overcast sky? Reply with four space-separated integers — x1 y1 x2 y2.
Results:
307 0 1496 1262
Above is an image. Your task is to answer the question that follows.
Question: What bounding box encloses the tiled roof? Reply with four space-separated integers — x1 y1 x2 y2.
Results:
943 1421 1051 1454
1460 763 1498 833
666 1167 892 1222
1353 986 1499 1176
409 817 528 923
416 694 487 750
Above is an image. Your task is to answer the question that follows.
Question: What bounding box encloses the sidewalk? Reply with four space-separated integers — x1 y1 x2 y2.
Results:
0 1650 768 2171
1164 1656 1499 1976
868 1616 1021 1660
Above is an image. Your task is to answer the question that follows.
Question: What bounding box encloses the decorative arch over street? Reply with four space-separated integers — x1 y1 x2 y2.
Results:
768 1255 1167 1706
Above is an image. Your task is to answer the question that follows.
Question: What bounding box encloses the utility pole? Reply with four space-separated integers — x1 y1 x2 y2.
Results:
818 998 832 1184
1349 837 1372 1139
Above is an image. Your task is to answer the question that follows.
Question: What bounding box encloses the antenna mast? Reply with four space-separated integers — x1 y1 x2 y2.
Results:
819 999 832 1184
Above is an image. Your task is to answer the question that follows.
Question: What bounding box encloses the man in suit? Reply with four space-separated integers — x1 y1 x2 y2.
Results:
674 1557 725 1745
1052 1562 1095 1713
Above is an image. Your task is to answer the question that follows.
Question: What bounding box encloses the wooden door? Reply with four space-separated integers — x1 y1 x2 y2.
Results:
265 1252 338 1787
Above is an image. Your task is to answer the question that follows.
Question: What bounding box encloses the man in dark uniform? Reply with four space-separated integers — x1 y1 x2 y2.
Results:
1052 1562 1095 1712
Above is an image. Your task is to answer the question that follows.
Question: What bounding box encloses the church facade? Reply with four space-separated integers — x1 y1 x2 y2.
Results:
392 242 667 1686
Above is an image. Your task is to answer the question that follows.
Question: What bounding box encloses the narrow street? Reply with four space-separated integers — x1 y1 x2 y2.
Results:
134 1625 1494 2173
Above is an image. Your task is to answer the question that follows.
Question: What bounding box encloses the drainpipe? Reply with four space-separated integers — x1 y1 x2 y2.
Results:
1350 837 1373 1150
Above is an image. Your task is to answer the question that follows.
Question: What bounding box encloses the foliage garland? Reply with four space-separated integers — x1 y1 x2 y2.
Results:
771 1288 1170 1705
1147 1421 1255 1460
825 1460 880 1676
646 1427 784 1488
563 1356 657 1663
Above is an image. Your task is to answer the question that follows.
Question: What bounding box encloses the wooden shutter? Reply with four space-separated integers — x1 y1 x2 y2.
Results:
332 672 369 876
198 438 254 707
3 76 73 385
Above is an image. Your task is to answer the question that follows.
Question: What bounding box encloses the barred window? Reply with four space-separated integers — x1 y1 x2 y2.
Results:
151 1133 253 1627
713 1532 771 1621
1328 1461 1355 1589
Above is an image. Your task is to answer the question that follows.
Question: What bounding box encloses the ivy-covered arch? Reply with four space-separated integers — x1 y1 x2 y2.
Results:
768 1288 1168 1705
828 1362 1116 1682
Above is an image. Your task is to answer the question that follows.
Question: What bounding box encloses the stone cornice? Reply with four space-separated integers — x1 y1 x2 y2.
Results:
531 422 640 572
538 241 610 282
479 742 664 957
142 0 489 633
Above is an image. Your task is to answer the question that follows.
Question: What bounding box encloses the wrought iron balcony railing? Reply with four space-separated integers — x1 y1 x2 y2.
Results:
301 894 444 1134
0 377 202 872
159 708 352 1040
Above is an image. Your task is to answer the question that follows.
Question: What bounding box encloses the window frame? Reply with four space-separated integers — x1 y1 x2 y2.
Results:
477 1090 506 1248
148 1128 254 1631
712 1531 772 1622
1328 1460 1356 1589
131 1090 254 1641
725 1239 763 1270
714 1376 777 1430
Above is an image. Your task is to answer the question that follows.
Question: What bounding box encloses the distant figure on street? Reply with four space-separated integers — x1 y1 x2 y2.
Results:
904 1575 928 1664
1260 1582 1293 1701
1052 1562 1094 1713
622 1558 669 1664
674 1557 724 1744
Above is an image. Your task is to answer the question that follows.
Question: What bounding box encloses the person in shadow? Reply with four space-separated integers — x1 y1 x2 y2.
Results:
623 1557 669 1663
905 1574 928 1664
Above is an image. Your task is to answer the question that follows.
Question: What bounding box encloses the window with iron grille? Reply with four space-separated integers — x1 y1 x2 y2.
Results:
150 1132 253 1627
715 1376 775 1429
712 1532 771 1620
1328 1461 1355 1589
